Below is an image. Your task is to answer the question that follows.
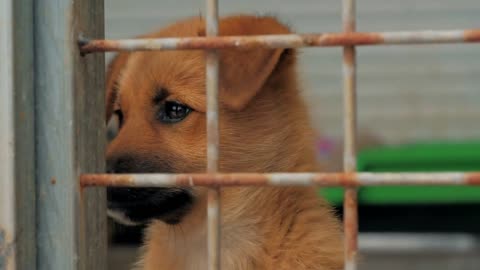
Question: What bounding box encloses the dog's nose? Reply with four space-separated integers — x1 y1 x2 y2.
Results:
106 162 115 174
106 155 135 174
106 154 173 174
106 158 117 173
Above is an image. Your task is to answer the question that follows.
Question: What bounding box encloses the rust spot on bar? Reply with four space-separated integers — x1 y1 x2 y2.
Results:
344 188 359 262
80 174 135 187
227 173 269 185
177 36 226 50
303 34 318 46
50 177 56 185
312 172 358 186
80 39 122 53
465 30 480 42
341 172 359 186
467 173 480 185
321 33 383 46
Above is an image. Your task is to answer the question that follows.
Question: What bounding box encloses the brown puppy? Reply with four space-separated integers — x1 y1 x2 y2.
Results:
106 15 344 270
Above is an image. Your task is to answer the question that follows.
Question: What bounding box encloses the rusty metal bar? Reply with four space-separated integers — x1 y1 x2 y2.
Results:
78 29 480 54
80 172 480 187
205 0 221 269
342 0 358 270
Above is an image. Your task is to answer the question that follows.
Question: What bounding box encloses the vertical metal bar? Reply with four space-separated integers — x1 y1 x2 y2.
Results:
0 0 36 269
74 2 108 269
205 0 221 269
0 1 17 268
12 0 36 268
35 0 107 269
342 1 359 270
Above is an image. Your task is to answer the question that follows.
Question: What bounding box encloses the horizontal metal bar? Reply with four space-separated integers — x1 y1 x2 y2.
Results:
78 29 480 54
80 172 480 187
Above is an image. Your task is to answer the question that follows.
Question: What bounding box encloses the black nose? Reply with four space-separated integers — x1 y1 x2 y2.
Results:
107 151 178 175
106 158 116 174
106 154 175 174
106 163 115 174
106 155 137 174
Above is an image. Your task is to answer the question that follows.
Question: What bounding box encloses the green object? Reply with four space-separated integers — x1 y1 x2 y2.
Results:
320 140 480 205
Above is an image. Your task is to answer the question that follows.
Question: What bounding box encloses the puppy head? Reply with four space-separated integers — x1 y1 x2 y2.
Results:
106 15 306 226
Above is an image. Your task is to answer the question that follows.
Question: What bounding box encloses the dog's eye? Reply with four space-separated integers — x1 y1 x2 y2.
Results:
114 109 124 127
159 101 192 124
107 110 123 141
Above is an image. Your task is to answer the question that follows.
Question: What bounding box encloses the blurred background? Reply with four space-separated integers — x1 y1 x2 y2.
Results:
105 1 480 269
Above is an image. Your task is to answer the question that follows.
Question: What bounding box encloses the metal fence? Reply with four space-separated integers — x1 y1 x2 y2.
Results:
1 0 479 269
78 0 480 270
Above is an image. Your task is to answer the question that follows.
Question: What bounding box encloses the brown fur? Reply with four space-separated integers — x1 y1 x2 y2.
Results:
106 15 344 270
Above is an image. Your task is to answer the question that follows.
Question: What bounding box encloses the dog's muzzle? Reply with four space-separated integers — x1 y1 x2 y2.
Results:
106 155 194 226
107 187 193 225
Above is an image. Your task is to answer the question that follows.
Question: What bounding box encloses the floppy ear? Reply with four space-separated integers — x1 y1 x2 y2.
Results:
218 46 285 110
201 16 292 110
105 52 130 122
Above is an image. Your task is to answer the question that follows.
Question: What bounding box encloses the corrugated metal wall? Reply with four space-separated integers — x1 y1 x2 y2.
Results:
105 0 480 144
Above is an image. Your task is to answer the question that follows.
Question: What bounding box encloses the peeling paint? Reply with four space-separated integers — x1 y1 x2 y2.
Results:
0 229 15 269
79 29 480 54
80 172 480 187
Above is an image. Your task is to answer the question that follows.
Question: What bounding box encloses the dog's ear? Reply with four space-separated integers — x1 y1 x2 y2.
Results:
199 16 292 110
105 52 129 122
